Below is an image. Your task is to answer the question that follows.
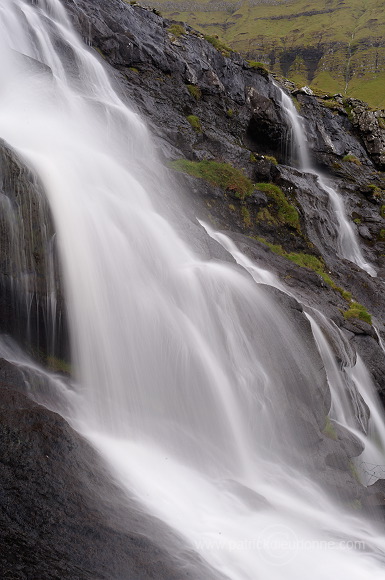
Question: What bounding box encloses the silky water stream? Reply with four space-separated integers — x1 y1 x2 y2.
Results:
278 88 376 277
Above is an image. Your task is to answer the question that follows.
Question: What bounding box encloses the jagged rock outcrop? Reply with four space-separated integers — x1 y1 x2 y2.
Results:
146 0 385 110
343 98 385 169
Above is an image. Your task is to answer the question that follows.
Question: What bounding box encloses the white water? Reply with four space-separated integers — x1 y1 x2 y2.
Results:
1 1 385 578
278 89 377 277
308 313 385 484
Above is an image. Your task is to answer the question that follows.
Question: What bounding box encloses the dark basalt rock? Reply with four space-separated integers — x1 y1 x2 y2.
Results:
245 88 289 160
62 0 291 168
0 141 69 361
344 98 385 169
296 94 371 165
0 365 221 580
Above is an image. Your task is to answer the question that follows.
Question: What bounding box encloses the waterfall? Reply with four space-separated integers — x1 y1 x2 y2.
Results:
1 1 385 578
278 88 377 277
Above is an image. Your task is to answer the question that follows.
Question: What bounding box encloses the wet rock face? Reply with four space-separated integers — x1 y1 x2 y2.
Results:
0 142 69 360
297 93 385 172
345 98 385 169
62 0 292 167
295 95 371 165
245 88 289 160
0 364 221 580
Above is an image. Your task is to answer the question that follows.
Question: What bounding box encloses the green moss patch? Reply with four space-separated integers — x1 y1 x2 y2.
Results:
246 61 269 75
241 206 252 228
170 159 254 199
342 154 361 165
186 84 202 100
343 302 372 324
255 237 352 301
186 115 202 132
203 35 232 57
168 23 186 37
323 416 337 440
255 183 300 230
367 184 384 199
46 355 72 375
321 99 343 111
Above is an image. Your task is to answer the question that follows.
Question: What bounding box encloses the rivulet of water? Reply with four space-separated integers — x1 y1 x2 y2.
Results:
278 88 376 277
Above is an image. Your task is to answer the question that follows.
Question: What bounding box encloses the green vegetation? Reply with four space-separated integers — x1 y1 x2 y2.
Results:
368 184 383 199
255 237 352 301
264 155 278 166
46 355 72 375
94 47 106 60
246 61 269 75
186 115 202 132
168 23 186 37
186 84 201 100
203 35 232 57
292 96 301 112
323 416 337 441
255 183 300 230
321 99 342 111
343 101 355 123
342 154 361 165
147 0 385 108
170 159 254 199
353 218 361 224
128 66 139 73
349 461 361 484
349 499 362 511
381 205 385 218
226 109 234 118
256 208 277 225
256 238 322 271
379 229 385 240
241 206 252 228
343 302 372 324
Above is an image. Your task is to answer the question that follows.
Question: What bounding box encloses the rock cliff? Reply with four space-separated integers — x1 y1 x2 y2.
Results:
143 0 385 109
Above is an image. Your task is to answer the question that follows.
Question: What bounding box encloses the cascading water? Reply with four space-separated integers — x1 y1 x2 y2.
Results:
1 1 385 578
308 312 385 484
278 88 377 277
204 221 385 489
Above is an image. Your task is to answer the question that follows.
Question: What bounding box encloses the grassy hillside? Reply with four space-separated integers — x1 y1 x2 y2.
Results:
143 0 385 108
